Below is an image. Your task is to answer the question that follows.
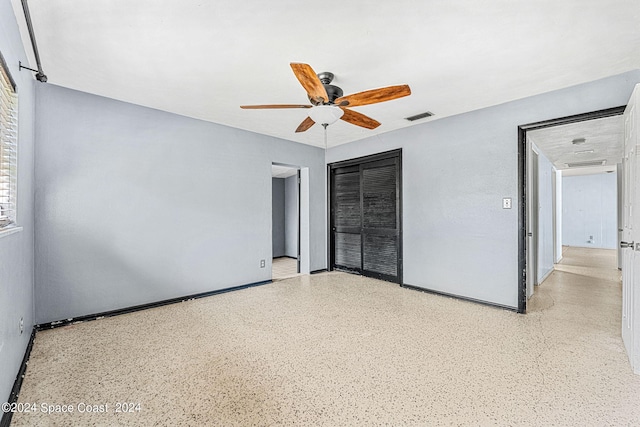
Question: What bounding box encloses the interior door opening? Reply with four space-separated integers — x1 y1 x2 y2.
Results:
518 106 626 313
271 163 303 280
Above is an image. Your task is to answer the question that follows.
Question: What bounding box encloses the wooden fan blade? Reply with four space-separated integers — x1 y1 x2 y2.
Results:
340 108 381 130
336 85 411 107
290 63 329 104
240 104 312 109
295 116 315 133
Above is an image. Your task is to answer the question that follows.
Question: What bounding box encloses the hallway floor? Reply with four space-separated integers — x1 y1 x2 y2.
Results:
11 247 640 426
272 257 299 280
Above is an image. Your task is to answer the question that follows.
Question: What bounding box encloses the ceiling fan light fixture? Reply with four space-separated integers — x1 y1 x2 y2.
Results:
241 63 410 132
308 105 344 126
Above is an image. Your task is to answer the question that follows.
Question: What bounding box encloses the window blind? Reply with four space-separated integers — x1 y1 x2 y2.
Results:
0 54 18 228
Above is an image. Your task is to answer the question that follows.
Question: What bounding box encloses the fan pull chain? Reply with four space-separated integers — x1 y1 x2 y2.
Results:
323 123 328 150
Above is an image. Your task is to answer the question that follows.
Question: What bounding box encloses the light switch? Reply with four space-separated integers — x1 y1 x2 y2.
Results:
502 198 512 209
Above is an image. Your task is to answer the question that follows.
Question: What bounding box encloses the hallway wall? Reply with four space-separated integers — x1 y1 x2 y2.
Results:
537 150 555 282
563 173 618 249
284 175 299 258
327 70 640 308
555 170 563 263
272 178 285 257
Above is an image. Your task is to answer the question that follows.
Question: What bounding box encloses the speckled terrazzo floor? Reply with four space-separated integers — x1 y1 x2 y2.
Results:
11 247 640 426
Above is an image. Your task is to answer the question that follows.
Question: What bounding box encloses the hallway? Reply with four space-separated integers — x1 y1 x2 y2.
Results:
10 247 640 426
529 246 621 317
525 246 636 424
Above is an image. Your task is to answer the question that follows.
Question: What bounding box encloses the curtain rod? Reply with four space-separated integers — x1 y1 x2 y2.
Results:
19 0 47 82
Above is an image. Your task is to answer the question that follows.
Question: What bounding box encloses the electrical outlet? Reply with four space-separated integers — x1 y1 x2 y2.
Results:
260 259 265 268
502 198 512 209
19 317 23 335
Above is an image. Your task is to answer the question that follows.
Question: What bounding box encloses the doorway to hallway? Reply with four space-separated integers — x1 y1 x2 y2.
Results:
518 106 626 313
271 163 303 280
519 88 640 374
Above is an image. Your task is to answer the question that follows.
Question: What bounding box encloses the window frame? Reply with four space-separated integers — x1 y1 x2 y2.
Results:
0 50 18 231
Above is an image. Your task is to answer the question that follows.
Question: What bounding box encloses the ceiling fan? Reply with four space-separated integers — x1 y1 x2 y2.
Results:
240 63 411 133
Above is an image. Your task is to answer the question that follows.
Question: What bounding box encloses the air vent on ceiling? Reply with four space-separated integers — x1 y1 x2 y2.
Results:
405 111 434 121
565 160 606 168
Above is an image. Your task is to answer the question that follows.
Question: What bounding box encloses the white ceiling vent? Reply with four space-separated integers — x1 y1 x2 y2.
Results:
565 160 606 168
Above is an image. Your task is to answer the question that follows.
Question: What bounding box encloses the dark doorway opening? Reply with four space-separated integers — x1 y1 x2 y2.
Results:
517 106 626 313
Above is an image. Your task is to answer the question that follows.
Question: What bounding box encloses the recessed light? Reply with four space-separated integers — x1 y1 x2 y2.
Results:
574 149 594 154
572 138 586 145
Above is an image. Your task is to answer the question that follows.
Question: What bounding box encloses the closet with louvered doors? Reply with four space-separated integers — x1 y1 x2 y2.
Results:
329 150 402 284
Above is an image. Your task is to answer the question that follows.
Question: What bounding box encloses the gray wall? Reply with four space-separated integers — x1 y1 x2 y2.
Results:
272 178 285 257
35 84 326 324
537 150 555 282
327 70 640 308
562 173 618 249
555 170 563 263
273 175 298 259
0 0 36 403
284 175 298 258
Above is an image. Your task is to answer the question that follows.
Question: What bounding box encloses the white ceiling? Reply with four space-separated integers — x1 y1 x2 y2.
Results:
271 164 298 179
528 115 623 175
12 0 640 148
561 166 618 177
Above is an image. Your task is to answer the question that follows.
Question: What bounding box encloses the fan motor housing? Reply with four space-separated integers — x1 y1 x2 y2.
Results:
310 72 343 105
308 84 343 105
324 84 343 104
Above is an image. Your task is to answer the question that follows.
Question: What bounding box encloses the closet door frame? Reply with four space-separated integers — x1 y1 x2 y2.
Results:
327 149 403 284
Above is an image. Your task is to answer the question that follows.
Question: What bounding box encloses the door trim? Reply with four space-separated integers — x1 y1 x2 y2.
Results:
327 149 403 284
297 169 301 273
517 106 626 313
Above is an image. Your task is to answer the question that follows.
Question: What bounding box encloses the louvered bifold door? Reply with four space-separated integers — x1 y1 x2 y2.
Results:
330 153 402 284
332 165 362 273
361 158 400 282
